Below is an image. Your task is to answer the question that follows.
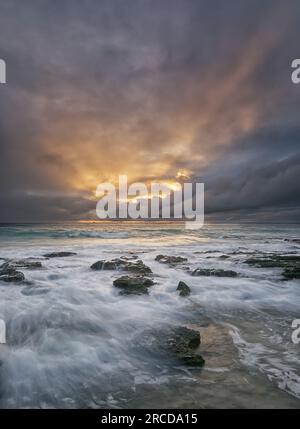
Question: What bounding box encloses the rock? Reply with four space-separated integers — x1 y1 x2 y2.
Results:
123 260 152 274
43 252 77 258
246 255 300 267
0 263 25 283
203 254 231 260
0 262 15 275
0 272 25 283
282 268 300 279
113 275 154 295
155 255 188 265
165 326 200 350
176 281 191 297
178 353 205 366
192 268 238 277
90 260 118 270
245 257 281 268
11 260 42 269
244 254 300 279
139 326 205 367
91 258 152 274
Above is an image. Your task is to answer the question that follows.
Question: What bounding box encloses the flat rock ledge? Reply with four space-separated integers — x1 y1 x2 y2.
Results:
10 260 43 269
91 258 152 275
155 255 188 265
113 275 155 295
139 326 205 367
191 268 238 277
0 262 25 283
245 254 300 279
43 252 77 258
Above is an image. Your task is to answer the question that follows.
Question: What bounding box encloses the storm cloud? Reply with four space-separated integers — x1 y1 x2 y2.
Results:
0 0 299 222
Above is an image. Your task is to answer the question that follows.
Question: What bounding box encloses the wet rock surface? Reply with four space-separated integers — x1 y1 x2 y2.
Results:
0 262 25 283
245 254 300 279
91 260 118 270
113 275 154 295
155 255 188 265
282 267 300 279
123 260 152 274
91 258 152 274
43 252 77 258
10 260 43 269
176 281 191 297
139 326 205 367
191 268 238 277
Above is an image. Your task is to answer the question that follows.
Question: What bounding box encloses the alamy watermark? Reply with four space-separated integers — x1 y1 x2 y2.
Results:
291 59 300 84
0 319 6 344
0 59 6 84
95 175 204 229
292 319 300 344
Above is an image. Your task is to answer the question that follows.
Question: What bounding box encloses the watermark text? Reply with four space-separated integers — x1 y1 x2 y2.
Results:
0 59 6 84
292 319 300 344
96 175 204 229
291 59 300 84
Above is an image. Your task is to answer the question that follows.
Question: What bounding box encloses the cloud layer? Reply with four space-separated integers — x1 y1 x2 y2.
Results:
0 0 299 222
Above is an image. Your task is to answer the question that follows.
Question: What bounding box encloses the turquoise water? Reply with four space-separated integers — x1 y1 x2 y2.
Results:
0 222 299 408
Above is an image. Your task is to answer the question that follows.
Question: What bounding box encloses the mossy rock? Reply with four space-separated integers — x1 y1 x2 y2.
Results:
138 326 205 367
11 260 42 269
176 281 191 297
282 267 300 279
155 255 188 265
192 268 238 277
244 254 300 279
0 263 25 283
113 275 154 295
43 252 76 258
91 258 152 274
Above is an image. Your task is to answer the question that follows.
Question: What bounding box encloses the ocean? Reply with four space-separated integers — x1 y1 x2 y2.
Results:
0 222 299 408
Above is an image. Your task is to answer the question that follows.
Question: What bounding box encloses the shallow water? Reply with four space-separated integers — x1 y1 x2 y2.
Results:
0 222 299 408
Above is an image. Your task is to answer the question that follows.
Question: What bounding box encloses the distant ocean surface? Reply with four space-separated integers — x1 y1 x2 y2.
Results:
0 222 300 408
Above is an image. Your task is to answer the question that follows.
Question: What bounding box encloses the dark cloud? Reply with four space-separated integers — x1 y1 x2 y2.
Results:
0 191 95 222
0 0 299 221
201 126 300 219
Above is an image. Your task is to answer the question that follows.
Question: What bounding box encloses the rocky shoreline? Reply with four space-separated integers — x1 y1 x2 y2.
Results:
1 247 299 289
1 247 299 372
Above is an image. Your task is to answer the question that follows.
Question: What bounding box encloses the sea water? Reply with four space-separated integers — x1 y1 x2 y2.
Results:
0 222 299 408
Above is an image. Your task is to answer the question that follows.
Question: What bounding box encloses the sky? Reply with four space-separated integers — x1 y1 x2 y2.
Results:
0 0 299 222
